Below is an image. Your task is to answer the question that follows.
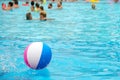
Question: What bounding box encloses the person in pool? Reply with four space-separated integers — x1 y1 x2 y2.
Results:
57 1 62 9
2 3 6 10
3 2 13 10
48 3 53 9
91 3 96 10
31 1 35 11
114 0 119 3
22 1 29 6
13 0 19 8
40 11 55 20
40 11 47 20
26 12 32 20
35 3 40 12
40 6 46 13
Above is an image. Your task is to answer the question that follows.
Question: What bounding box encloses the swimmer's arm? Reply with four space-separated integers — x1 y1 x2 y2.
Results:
2 7 10 11
2 8 7 10
40 18 55 20
46 18 55 20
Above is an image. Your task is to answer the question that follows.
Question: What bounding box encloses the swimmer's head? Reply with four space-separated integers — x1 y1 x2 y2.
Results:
48 3 52 9
8 2 13 7
35 3 39 8
14 1 18 5
57 1 62 8
2 3 6 9
40 12 46 20
91 3 96 10
31 1 34 6
26 12 32 20
40 6 44 10
26 2 29 4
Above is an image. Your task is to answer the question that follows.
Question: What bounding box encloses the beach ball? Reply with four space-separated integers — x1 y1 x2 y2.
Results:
24 42 52 70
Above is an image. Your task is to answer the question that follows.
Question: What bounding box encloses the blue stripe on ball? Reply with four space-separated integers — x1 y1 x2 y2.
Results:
36 43 52 69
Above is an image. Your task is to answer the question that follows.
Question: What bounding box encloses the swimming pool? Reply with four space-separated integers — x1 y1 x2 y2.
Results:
0 0 120 80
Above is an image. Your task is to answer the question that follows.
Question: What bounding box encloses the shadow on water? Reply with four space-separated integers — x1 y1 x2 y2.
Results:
0 68 51 80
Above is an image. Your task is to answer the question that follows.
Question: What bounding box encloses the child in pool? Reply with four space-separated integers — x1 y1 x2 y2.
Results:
48 3 53 9
22 2 29 6
40 11 55 20
13 0 19 8
2 3 6 10
40 6 46 13
3 2 13 10
26 12 32 20
35 3 40 12
31 1 35 11
40 12 47 20
57 1 62 9
25 12 48 20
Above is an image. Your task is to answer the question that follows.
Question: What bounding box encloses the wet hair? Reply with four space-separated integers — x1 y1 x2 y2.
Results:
8 2 13 7
14 1 18 5
40 12 46 18
57 3 61 7
2 3 6 9
48 3 52 9
35 3 39 8
26 12 32 20
31 1 34 6
40 6 44 10
49 3 52 6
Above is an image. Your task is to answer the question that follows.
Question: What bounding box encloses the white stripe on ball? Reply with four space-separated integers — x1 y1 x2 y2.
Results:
27 42 43 69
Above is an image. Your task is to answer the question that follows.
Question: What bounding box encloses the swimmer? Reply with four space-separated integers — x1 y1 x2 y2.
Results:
31 1 35 11
39 6 47 19
13 0 19 8
40 12 47 20
35 3 40 12
3 2 13 10
40 11 54 20
91 3 96 10
57 1 62 9
22 2 29 6
26 12 32 20
2 3 6 10
51 0 55 2
40 6 46 13
114 0 119 3
48 3 52 9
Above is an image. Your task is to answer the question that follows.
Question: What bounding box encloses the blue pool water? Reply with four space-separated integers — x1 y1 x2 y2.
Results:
0 0 120 80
